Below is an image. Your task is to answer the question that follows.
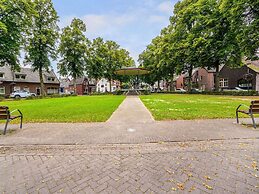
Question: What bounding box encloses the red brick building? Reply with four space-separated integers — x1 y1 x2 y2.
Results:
69 77 96 95
191 68 215 91
175 67 215 91
0 66 60 96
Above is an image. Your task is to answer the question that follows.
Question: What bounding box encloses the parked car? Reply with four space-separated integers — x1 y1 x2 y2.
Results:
10 90 36 98
175 88 186 93
234 87 248 91
190 88 202 93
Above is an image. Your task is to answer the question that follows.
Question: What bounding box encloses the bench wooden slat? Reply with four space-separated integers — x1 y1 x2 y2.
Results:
251 105 259 108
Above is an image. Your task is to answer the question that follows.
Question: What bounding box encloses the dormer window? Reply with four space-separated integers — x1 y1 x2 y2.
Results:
47 77 55 82
0 73 4 79
15 74 26 79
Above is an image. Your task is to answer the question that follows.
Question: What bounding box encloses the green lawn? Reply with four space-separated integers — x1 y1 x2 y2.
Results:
140 94 256 120
1 96 125 123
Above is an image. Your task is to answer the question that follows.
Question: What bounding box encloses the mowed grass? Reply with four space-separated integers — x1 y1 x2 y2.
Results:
1 96 125 123
140 94 258 120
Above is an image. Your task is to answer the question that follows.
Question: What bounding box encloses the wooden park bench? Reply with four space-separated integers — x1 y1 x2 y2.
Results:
0 106 23 135
236 100 259 129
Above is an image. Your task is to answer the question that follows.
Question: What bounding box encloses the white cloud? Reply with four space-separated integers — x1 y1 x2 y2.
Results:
59 14 136 39
57 2 173 65
157 1 173 14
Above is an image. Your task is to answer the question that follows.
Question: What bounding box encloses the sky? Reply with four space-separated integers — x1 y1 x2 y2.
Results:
52 0 178 68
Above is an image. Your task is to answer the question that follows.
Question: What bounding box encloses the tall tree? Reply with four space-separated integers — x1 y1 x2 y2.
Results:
87 37 106 81
88 39 134 92
171 0 243 91
0 0 33 70
25 0 59 96
139 26 177 91
221 0 259 60
58 18 89 94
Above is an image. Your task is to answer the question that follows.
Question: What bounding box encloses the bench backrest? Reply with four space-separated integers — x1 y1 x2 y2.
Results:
0 106 10 120
250 101 259 114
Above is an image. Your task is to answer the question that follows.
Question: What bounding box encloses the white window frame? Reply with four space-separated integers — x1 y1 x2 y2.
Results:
14 86 21 91
219 78 229 88
0 87 5 95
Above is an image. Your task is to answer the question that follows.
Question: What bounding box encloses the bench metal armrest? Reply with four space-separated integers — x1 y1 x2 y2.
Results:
10 109 23 116
236 104 250 111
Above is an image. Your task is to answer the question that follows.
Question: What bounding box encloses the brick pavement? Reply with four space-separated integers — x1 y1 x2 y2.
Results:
0 96 259 193
0 139 258 194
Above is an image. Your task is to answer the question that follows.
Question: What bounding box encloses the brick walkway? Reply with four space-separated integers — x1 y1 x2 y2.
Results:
0 96 259 193
0 139 258 194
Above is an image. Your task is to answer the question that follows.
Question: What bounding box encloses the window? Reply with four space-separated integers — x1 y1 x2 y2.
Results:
200 76 203 81
23 87 29 92
219 78 229 88
0 73 4 79
0 87 5 94
47 87 59 94
15 74 26 79
14 86 20 91
47 77 55 82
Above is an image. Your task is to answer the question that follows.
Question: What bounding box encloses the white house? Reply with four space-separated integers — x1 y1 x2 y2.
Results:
96 78 120 93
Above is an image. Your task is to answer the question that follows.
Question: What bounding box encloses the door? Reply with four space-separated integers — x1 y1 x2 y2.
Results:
36 88 41 96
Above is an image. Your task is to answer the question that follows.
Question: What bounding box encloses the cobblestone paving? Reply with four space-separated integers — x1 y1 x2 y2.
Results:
0 139 258 194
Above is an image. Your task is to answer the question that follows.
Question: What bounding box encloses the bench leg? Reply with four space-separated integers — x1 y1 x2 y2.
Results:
251 114 256 129
3 120 9 135
236 111 239 124
20 116 23 129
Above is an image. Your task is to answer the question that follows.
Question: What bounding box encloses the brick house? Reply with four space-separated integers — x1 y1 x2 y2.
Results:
174 75 185 89
178 67 215 91
69 77 96 95
191 68 215 91
0 66 60 96
219 61 259 91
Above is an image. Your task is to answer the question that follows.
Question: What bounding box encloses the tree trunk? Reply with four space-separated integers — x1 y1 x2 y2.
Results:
39 68 46 96
170 76 174 91
215 63 220 92
109 79 112 93
158 80 160 90
73 76 77 94
187 66 193 92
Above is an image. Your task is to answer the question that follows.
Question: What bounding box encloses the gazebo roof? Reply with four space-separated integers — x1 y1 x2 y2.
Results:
115 67 150 76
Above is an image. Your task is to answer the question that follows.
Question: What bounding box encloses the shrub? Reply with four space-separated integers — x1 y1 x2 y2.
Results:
113 90 124 95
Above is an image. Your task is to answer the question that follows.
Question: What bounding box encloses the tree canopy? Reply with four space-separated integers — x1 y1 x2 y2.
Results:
0 0 33 70
139 0 259 91
25 0 59 96
58 18 90 94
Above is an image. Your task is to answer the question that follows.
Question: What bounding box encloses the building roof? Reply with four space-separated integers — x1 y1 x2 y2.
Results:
0 66 60 84
246 60 259 73
69 77 87 86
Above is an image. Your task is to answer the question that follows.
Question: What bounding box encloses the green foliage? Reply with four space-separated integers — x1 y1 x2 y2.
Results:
25 0 59 96
139 27 177 90
0 0 34 69
220 0 259 60
1 96 125 123
140 0 259 92
141 94 255 120
58 18 90 93
88 38 135 91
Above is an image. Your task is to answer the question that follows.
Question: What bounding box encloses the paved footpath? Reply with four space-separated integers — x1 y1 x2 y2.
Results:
0 96 259 194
